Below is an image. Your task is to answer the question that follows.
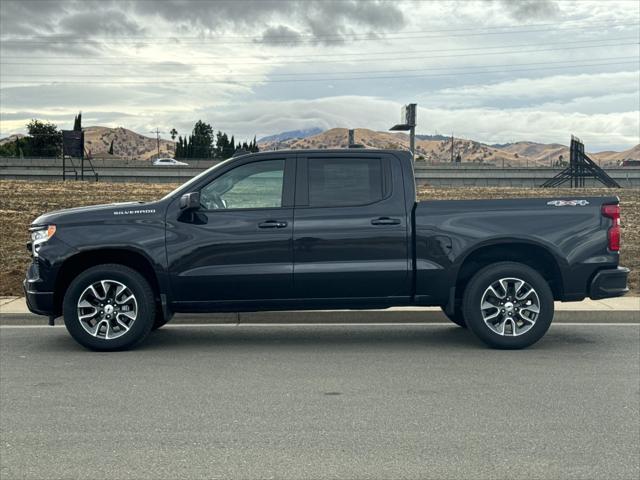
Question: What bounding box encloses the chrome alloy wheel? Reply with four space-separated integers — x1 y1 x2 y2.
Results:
76 280 138 340
480 277 541 336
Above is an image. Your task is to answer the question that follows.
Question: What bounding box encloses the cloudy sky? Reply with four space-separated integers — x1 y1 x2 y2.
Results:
0 0 638 150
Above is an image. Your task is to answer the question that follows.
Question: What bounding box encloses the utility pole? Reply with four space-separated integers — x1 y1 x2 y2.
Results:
451 133 454 163
150 128 165 160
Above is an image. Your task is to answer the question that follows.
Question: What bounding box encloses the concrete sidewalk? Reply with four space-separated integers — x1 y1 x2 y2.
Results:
1 296 638 325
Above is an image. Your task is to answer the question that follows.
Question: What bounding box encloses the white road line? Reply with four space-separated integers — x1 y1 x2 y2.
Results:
1 323 639 329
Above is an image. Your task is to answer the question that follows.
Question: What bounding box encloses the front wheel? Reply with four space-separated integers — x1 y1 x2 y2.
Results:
462 262 553 349
63 264 156 351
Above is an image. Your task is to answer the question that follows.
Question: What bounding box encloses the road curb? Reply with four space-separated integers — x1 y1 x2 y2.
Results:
1 309 638 325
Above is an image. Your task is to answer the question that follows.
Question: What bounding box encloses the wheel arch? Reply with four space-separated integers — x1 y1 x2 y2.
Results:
53 248 164 315
453 240 565 301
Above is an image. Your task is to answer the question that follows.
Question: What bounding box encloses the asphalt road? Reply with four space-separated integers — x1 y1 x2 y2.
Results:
1 323 639 480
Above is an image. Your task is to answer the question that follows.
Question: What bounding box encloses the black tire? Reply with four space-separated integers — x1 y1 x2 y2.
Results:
462 262 553 349
63 264 155 351
152 311 174 330
441 307 467 328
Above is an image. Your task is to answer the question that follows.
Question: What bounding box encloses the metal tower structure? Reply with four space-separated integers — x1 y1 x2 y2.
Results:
541 135 621 188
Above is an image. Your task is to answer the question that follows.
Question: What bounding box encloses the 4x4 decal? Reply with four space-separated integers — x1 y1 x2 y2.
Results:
546 200 590 207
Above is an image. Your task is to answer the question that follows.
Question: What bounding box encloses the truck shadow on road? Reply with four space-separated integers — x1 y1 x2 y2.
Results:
128 324 597 352
139 325 479 350
24 325 605 353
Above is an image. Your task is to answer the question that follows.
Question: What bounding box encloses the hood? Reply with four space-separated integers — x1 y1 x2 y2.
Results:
31 201 153 226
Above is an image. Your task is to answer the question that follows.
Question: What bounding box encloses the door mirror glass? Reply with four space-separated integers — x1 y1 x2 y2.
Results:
179 192 200 210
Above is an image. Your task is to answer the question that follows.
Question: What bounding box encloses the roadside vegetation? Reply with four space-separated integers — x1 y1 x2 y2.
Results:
1 180 637 296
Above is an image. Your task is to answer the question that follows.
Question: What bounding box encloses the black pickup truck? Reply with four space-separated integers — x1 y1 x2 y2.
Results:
25 149 629 351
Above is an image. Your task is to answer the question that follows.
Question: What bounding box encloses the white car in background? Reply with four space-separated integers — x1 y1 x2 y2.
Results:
153 158 189 166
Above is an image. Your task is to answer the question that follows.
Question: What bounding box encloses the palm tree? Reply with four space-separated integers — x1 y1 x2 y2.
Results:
170 128 178 141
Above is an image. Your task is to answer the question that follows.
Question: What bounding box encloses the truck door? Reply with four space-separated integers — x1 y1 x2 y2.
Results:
166 154 295 305
293 153 410 301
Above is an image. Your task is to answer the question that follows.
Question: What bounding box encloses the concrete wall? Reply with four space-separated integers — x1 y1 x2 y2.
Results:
1 158 639 187
413 165 640 188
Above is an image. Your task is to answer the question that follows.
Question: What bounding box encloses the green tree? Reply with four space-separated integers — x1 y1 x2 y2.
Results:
108 139 114 155
25 119 62 157
215 131 229 159
250 135 259 153
0 140 18 157
191 120 214 158
225 135 236 158
175 136 182 158
73 112 82 131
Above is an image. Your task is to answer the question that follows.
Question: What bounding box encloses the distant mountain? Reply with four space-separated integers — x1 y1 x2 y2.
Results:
258 127 323 145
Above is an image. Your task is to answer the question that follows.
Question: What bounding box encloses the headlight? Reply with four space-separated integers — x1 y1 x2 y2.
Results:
30 225 56 255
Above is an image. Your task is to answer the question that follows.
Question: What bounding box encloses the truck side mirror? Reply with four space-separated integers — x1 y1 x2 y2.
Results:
179 192 200 210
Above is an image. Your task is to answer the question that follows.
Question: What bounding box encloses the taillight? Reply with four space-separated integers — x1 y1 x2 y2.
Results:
602 204 621 251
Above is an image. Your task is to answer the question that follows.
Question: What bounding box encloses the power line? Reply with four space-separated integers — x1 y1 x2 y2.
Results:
1 60 635 85
3 36 637 61
3 56 637 78
1 40 637 68
2 18 598 41
2 22 637 45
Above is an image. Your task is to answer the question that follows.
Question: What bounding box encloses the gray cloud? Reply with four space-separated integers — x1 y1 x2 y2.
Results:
496 0 560 20
259 25 303 46
1 0 405 47
58 10 145 36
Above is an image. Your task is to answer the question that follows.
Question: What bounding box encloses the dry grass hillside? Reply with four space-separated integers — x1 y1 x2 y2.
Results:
83 126 175 161
593 144 640 163
0 180 637 297
260 128 638 167
262 128 540 166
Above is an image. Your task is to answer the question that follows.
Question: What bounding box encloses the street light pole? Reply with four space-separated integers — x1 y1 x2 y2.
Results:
389 103 417 163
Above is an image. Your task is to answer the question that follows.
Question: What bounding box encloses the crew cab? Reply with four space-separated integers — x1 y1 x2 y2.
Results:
25 149 629 351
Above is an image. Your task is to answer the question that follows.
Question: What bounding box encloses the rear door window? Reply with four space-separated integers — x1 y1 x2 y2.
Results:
307 157 385 207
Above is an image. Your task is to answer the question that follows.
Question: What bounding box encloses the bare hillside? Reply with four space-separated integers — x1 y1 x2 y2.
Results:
259 128 638 167
84 126 175 161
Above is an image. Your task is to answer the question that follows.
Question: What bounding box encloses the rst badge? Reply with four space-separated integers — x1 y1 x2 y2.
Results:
546 200 590 207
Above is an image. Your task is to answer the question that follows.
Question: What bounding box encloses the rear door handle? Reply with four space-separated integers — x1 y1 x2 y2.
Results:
371 217 401 225
258 220 288 229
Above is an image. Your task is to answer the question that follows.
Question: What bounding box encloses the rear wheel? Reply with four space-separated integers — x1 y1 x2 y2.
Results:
462 262 553 349
63 264 155 351
441 307 466 328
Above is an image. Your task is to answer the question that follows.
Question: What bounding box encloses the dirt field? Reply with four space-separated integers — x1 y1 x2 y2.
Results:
1 180 637 297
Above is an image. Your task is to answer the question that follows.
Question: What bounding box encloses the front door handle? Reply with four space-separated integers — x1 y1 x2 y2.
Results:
371 217 401 226
258 220 288 229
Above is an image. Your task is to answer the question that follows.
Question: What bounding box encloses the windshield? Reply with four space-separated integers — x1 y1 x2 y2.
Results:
161 159 232 200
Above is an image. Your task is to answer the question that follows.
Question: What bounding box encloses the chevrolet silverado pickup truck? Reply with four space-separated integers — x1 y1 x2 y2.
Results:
25 149 629 351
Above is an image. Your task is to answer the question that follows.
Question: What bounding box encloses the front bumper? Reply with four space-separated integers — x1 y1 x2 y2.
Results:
23 280 55 316
23 258 56 317
589 267 630 300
